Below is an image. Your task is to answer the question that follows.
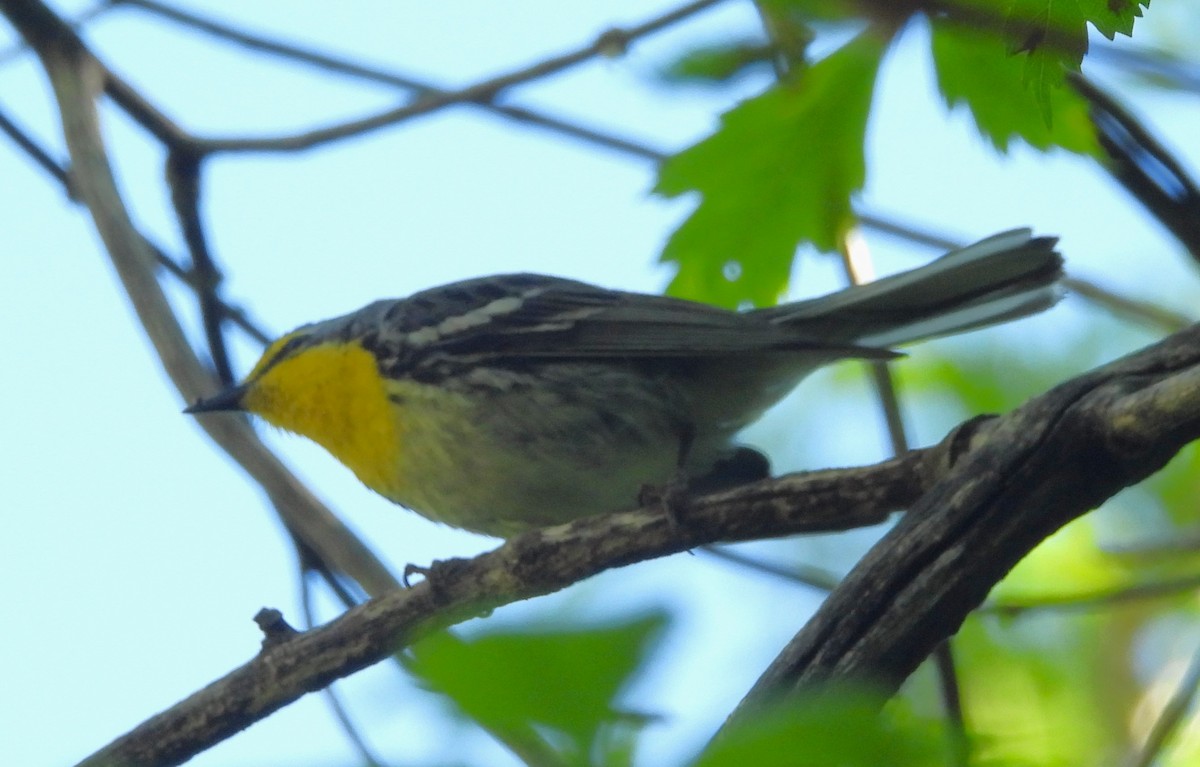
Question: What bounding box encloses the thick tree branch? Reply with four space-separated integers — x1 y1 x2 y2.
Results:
728 324 1200 726
74 449 929 767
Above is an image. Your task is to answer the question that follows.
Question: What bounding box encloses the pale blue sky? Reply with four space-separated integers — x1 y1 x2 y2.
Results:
2 2 1197 766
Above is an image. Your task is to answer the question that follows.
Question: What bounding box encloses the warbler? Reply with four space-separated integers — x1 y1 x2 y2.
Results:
187 229 1061 537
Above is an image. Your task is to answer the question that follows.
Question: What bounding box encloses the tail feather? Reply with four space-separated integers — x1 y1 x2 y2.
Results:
759 229 1063 347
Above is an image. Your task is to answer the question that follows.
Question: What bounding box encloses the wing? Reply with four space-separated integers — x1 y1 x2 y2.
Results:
376 273 891 360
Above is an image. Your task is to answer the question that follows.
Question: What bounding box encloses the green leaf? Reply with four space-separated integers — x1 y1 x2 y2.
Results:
1079 0 1149 40
407 613 668 760
1002 0 1148 47
692 688 941 767
946 0 1148 60
931 0 1147 149
930 20 1100 155
655 31 886 308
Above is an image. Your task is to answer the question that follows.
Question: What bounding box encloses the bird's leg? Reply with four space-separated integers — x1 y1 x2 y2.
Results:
638 423 696 530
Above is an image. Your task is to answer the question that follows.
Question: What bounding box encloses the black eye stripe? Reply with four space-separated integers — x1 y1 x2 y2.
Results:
253 334 309 379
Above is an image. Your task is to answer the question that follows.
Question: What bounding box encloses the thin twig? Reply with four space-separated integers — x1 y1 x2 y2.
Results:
114 0 665 162
1071 73 1200 262
982 572 1200 615
156 0 726 154
1107 528 1200 557
298 572 389 767
1065 275 1192 331
931 647 970 766
709 553 1200 616
1127 642 1200 767
104 67 195 147
701 546 841 592
858 215 960 250
1092 42 1200 94
839 229 912 457
0 101 71 186
166 149 235 384
0 87 274 342
146 234 272 344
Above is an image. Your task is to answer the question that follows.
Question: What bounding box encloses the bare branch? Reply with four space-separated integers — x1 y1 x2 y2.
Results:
114 0 666 162
0 100 70 186
983 571 1200 615
1092 42 1200 95
1072 73 1200 262
103 66 195 147
1066 274 1192 331
1127 642 1200 767
727 322 1200 725
165 149 235 384
72 448 932 767
701 546 841 593
1108 528 1200 557
0 70 273 343
0 0 401 598
184 0 727 154
0 0 109 64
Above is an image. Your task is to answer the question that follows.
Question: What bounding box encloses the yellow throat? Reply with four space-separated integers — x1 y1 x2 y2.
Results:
242 340 402 495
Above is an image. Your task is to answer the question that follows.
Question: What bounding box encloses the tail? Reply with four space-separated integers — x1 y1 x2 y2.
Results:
759 229 1063 347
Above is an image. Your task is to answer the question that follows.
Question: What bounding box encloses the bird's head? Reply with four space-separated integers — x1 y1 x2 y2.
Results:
185 321 402 493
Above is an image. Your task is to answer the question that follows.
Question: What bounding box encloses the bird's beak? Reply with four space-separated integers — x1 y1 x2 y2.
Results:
184 383 249 414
